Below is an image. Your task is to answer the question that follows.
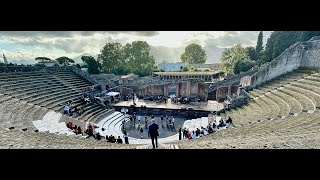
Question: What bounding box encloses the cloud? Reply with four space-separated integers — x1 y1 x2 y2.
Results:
109 31 159 36
150 46 185 63
0 31 273 65
0 31 97 38
0 31 159 38
1 48 58 64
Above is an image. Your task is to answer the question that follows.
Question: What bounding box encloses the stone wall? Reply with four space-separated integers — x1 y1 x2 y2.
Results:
198 83 209 100
138 83 169 97
69 66 99 85
215 84 240 102
111 86 134 95
216 86 229 102
209 67 258 93
176 81 191 97
91 74 120 88
241 36 320 89
176 81 209 99
190 82 199 97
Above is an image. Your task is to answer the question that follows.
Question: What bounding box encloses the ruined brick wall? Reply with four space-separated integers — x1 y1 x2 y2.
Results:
111 86 133 95
198 83 209 100
138 83 168 96
190 82 199 97
216 86 229 102
176 81 191 97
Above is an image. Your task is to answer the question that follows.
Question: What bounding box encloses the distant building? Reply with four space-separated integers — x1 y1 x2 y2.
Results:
189 63 220 70
158 62 188 71
37 60 58 67
154 71 220 81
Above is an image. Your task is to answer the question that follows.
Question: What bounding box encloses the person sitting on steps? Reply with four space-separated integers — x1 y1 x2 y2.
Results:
226 116 236 127
116 136 123 144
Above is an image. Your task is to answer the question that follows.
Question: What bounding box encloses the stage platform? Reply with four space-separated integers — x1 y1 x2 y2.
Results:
113 98 223 112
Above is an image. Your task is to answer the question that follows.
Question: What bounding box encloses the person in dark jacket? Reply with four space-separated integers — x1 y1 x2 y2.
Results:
148 119 159 149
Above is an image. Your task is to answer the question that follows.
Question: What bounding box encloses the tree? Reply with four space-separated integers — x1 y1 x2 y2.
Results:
81 56 100 74
74 64 81 68
180 43 207 64
182 66 189 72
220 44 252 75
261 31 320 64
98 42 126 74
256 31 263 59
35 57 51 62
55 56 75 65
0 62 5 66
233 58 255 74
221 44 249 75
123 41 155 77
245 47 258 61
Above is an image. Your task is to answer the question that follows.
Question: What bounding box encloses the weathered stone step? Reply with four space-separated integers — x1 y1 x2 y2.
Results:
136 143 179 149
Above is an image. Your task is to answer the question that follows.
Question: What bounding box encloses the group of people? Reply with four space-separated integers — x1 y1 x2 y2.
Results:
77 122 130 144
63 100 84 117
66 122 83 135
160 115 175 131
171 96 190 104
178 115 234 140
155 95 167 103
82 96 92 104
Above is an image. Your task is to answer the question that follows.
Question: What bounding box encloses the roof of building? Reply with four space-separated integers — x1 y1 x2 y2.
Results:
154 71 219 76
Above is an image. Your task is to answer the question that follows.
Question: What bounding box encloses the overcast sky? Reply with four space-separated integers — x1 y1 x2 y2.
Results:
0 31 272 64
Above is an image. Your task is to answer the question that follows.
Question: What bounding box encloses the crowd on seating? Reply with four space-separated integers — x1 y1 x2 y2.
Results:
67 122 129 144
66 122 83 135
180 114 234 140
63 100 85 117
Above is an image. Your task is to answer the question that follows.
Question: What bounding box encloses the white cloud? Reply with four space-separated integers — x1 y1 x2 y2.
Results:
0 31 273 64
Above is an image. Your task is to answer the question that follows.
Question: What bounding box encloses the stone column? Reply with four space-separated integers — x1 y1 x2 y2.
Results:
228 85 232 96
164 83 168 96
176 82 180 96
186 81 191 96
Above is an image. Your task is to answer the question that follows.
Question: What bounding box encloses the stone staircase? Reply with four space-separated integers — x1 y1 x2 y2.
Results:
32 110 76 135
182 117 209 132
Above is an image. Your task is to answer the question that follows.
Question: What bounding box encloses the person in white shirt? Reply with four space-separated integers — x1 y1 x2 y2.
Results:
64 105 70 115
191 131 197 139
216 115 221 127
203 128 209 136
138 115 141 126
172 116 175 127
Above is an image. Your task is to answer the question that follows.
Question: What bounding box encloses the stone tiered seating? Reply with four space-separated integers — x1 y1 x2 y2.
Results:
174 68 320 148
0 69 113 136
49 70 93 91
4 67 320 148
182 117 208 132
33 110 75 135
0 127 134 149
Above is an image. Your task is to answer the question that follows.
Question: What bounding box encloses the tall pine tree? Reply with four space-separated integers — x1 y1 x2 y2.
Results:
256 31 263 59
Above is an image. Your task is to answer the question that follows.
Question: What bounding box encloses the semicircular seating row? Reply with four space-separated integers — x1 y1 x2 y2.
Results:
181 68 320 147
0 70 115 132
